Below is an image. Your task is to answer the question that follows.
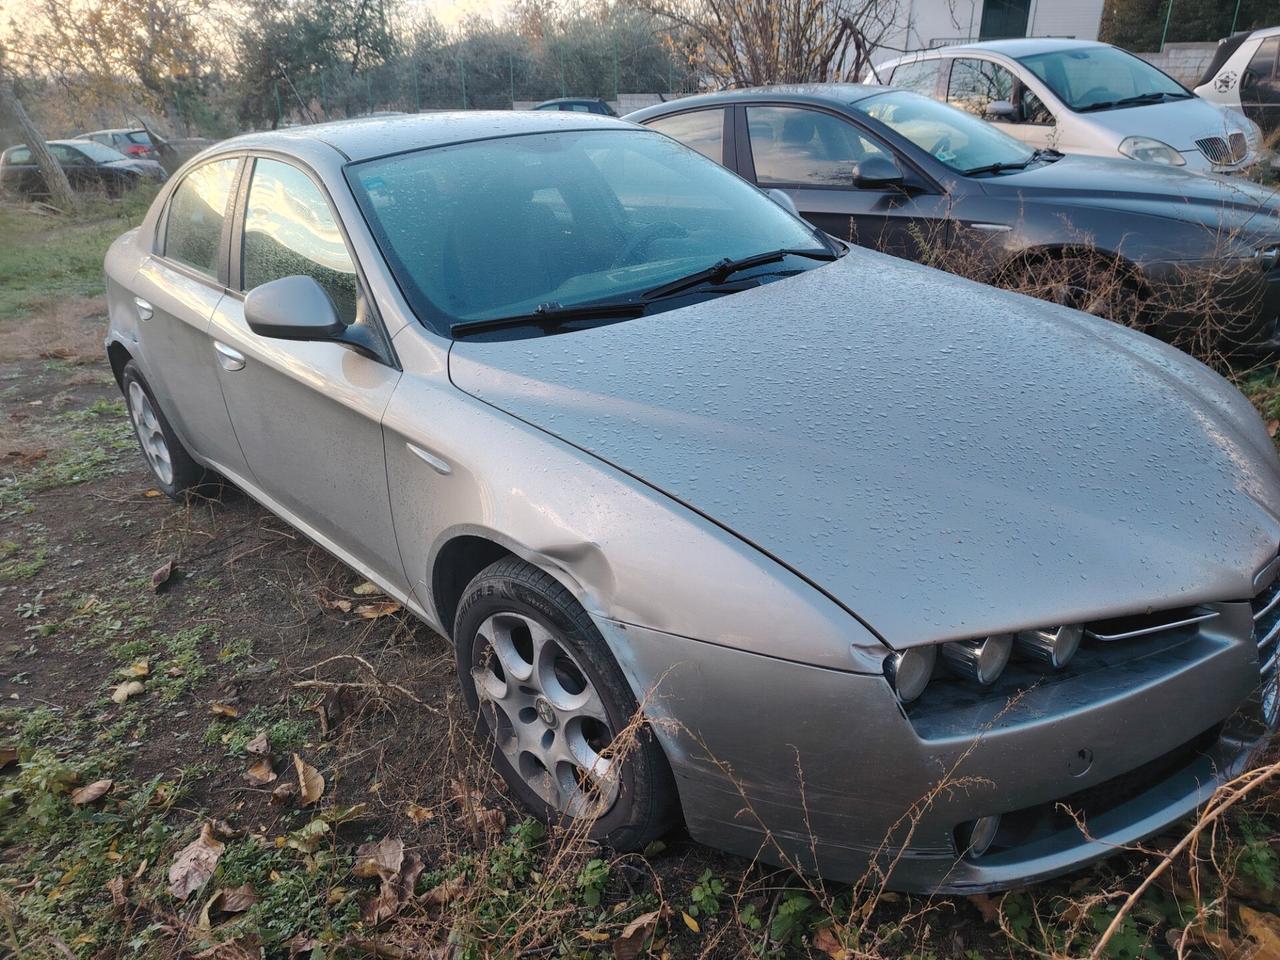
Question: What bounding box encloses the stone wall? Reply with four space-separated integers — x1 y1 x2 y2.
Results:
1134 42 1218 86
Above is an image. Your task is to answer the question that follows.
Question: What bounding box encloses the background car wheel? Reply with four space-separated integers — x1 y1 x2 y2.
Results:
1018 254 1144 325
454 556 676 850
121 361 219 500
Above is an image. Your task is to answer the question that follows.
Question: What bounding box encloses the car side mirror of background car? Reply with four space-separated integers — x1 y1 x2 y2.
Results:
766 188 802 219
851 156 905 190
985 100 1018 122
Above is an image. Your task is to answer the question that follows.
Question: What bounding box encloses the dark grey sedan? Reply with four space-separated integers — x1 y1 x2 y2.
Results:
0 138 166 197
628 85 1280 354
104 110 1280 893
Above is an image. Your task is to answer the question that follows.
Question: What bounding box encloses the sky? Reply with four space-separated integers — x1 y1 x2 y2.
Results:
409 0 511 27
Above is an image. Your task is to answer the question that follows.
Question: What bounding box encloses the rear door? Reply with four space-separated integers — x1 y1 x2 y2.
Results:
211 154 406 590
129 155 250 476
734 103 951 258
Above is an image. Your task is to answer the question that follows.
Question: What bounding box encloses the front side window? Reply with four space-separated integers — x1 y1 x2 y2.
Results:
164 157 239 276
947 58 1016 116
241 158 358 325
1018 46 1189 112
347 128 825 332
890 58 944 95
645 109 725 163
746 106 892 187
854 90 1034 173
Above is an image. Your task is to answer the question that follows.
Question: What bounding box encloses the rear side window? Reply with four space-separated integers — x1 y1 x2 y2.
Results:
947 58 1016 115
890 58 944 95
1248 37 1280 81
645 109 725 163
241 158 358 325
163 157 239 276
7 147 31 164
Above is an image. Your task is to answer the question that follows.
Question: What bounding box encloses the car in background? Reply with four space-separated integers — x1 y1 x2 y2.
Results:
872 39 1262 175
1194 27 1280 148
104 110 1280 892
628 85 1280 354
532 97 617 116
0 139 167 197
82 127 159 159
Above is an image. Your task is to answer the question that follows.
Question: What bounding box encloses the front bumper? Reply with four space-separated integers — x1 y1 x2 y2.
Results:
605 599 1273 893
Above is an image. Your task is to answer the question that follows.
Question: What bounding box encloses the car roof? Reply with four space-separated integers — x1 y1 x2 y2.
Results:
82 128 144 136
536 98 606 105
924 37 1107 58
213 110 635 162
629 83 889 116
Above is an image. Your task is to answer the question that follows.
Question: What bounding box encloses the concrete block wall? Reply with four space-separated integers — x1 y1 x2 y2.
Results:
1134 42 1217 86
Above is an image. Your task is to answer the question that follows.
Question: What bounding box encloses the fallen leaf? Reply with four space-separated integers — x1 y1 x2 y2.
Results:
454 803 506 838
352 581 380 596
681 911 700 933
405 802 435 823
111 680 144 704
319 803 370 826
318 595 353 614
293 754 324 805
969 892 1002 925
362 851 423 925
613 906 669 960
119 659 150 679
144 489 163 498
422 875 466 907
217 883 259 913
353 837 404 881
245 732 270 756
168 822 225 900
245 758 277 785
192 936 263 960
354 600 401 620
209 701 239 719
151 560 175 592
0 746 16 770
1268 419 1279 439
271 781 298 805
813 926 853 960
286 819 330 854
1240 905 1280 955
71 779 113 805
106 875 128 907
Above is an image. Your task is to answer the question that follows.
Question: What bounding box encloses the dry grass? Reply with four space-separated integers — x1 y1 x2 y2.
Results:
0 294 108 366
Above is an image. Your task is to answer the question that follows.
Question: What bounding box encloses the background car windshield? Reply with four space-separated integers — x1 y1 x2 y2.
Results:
1018 46 1187 111
347 129 824 330
72 140 128 162
853 90 1033 172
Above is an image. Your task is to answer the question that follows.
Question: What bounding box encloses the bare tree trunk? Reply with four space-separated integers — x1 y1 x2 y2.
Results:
0 67 77 211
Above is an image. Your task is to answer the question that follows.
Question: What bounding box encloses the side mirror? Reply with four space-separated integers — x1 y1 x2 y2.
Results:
851 155 905 189
766 188 802 218
244 275 345 342
985 99 1018 122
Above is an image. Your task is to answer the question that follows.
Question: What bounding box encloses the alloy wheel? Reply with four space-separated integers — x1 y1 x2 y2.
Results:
127 380 174 486
470 611 620 819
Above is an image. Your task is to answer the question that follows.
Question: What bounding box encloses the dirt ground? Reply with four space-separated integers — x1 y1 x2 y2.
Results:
3 212 1280 959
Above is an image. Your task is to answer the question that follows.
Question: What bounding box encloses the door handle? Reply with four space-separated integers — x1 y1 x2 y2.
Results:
133 296 153 321
214 341 245 371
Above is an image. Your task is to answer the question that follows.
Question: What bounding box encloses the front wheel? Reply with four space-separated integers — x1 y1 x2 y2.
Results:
454 557 676 849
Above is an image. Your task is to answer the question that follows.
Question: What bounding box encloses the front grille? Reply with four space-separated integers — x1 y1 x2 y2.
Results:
1252 576 1280 678
1196 134 1248 165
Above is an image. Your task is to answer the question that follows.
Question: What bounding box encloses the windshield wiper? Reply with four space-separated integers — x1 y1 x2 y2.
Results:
642 247 838 301
450 299 646 336
1078 91 1188 112
962 158 1033 176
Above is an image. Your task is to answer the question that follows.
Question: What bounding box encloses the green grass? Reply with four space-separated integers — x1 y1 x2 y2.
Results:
0 187 157 322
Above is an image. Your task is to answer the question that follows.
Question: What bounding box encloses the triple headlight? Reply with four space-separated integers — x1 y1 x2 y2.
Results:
885 624 1085 704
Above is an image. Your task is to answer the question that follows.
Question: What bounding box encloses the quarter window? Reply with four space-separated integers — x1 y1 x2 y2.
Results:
1022 87 1054 124
890 58 944 95
163 157 239 276
645 109 725 163
745 105 892 187
948 58 1016 117
241 158 358 325
1248 37 1279 82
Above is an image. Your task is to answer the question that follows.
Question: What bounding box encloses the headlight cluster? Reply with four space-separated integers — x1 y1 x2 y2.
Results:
886 624 1084 704
1256 245 1280 271
1117 136 1185 166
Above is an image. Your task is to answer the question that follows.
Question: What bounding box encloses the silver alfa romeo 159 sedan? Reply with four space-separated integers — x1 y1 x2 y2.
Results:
105 111 1280 893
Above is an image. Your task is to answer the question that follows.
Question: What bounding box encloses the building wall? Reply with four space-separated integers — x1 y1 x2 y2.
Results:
872 0 1106 64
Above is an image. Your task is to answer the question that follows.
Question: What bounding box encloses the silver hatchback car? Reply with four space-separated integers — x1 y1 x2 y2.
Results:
105 112 1280 893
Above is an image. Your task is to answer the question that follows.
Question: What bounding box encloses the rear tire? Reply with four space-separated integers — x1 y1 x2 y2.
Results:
121 361 218 500
454 556 676 850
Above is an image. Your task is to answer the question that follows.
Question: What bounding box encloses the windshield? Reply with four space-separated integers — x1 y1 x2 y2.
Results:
71 140 129 162
1018 46 1189 112
852 90 1034 173
347 129 827 335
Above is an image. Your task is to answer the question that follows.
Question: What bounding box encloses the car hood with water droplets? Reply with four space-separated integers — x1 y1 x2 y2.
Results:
449 248 1280 648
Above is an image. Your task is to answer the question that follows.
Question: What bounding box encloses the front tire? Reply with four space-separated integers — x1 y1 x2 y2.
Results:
454 557 676 850
121 361 217 500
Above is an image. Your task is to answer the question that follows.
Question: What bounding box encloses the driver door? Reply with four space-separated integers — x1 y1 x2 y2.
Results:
735 104 952 260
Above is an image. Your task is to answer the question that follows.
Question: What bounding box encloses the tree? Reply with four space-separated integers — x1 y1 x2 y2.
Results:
644 0 903 87
0 55 75 209
1100 0 1279 51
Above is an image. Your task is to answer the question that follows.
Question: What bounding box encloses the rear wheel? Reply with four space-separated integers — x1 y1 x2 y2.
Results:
454 557 676 849
121 361 217 499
